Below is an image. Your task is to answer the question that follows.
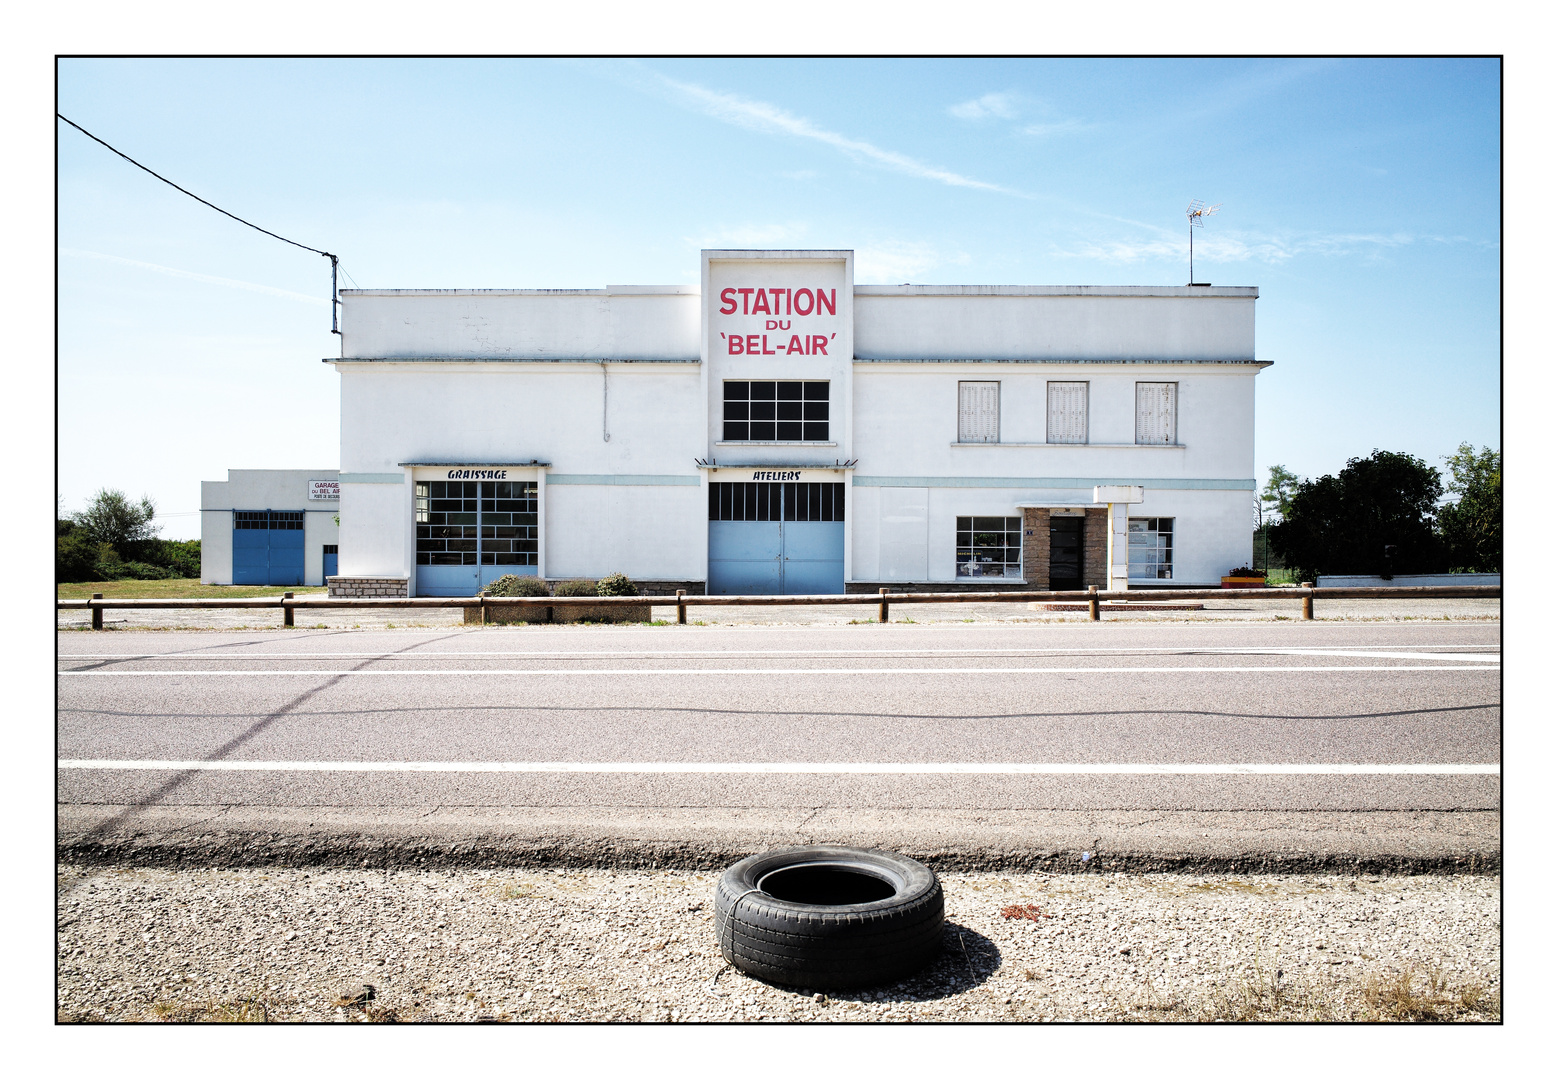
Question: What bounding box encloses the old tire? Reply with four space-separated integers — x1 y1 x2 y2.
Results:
713 845 944 990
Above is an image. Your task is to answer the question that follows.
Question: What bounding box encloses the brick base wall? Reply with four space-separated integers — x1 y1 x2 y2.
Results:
1022 508 1051 588
1082 508 1109 588
327 576 409 598
845 580 1032 594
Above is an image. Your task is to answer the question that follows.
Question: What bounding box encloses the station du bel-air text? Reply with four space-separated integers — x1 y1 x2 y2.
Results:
718 286 838 356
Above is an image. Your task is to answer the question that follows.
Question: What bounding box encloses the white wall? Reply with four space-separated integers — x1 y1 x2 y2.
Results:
341 289 700 361
854 286 1257 361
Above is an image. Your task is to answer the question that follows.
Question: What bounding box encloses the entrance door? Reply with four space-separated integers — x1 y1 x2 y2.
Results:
415 479 538 596
322 545 338 580
708 481 844 594
1049 515 1083 591
232 511 305 586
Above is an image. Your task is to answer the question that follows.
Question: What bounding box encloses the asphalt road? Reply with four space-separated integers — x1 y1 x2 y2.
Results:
57 621 1501 869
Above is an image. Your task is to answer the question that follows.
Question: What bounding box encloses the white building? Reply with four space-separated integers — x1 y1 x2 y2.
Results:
200 469 340 586
325 249 1267 598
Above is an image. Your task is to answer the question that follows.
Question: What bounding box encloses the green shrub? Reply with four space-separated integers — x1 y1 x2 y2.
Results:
56 531 101 582
487 574 550 597
117 561 180 580
154 539 202 578
554 579 598 597
595 572 638 597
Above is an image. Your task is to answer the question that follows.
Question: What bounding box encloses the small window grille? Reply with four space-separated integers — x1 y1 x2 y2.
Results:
955 516 1023 578
957 382 1000 443
1128 517 1174 579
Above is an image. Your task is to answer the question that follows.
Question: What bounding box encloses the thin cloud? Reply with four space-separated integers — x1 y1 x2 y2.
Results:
685 223 810 249
1021 119 1094 139
948 92 1021 121
1051 230 1433 265
646 70 1024 197
63 248 330 306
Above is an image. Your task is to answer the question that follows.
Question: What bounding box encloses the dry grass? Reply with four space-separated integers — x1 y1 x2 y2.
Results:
58 579 327 600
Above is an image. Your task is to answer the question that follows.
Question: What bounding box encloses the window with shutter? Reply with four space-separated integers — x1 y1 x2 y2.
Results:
1046 382 1088 444
1135 382 1178 445
957 382 999 443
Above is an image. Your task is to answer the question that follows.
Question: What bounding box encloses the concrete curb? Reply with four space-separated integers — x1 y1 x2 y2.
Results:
57 807 1502 876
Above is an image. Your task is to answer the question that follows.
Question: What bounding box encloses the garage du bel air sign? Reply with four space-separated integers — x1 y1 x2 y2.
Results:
308 480 340 501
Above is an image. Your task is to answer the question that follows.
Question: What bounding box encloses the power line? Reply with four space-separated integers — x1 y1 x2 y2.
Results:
58 113 341 333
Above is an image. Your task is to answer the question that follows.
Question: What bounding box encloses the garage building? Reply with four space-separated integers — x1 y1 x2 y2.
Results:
324 249 1268 597
200 469 340 586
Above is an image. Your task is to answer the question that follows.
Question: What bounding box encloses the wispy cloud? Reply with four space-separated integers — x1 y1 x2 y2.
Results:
62 248 330 305
948 92 1021 121
685 223 810 249
1021 119 1094 139
639 68 1024 197
855 241 969 283
1051 230 1442 266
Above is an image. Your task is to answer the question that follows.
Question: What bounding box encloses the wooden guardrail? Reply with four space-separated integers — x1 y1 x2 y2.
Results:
59 584 1500 629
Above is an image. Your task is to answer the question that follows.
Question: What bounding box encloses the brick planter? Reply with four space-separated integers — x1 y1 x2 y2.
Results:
327 576 409 598
1220 577 1268 589
465 601 653 625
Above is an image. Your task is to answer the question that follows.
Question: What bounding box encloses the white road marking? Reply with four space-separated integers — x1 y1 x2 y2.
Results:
57 759 1499 775
57 645 1501 661
55 664 1500 677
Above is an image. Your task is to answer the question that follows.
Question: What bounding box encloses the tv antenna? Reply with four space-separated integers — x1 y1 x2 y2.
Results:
1186 200 1220 284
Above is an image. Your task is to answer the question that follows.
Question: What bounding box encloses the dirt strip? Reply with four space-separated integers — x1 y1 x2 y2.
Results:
56 866 1500 1023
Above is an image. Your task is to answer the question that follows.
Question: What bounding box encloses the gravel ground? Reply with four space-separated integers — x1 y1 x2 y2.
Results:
57 596 1500 631
56 866 1501 1023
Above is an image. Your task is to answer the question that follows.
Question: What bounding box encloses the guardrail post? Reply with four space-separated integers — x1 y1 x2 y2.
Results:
879 588 889 624
479 589 490 626
1088 585 1100 622
283 592 294 627
91 593 102 631
676 589 686 625
1301 582 1314 620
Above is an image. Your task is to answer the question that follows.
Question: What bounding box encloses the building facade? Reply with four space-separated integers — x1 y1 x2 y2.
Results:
326 250 1267 597
200 469 340 586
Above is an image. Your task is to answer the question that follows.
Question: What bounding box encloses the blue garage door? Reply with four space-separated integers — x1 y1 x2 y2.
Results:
232 511 305 586
415 480 539 596
322 545 338 579
708 482 845 595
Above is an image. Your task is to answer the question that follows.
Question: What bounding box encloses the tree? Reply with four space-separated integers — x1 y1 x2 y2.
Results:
1437 444 1500 572
1260 464 1301 522
1267 450 1445 582
70 489 159 559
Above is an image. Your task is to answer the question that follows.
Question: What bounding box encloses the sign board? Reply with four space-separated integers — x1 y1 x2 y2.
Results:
308 480 340 501
709 468 846 485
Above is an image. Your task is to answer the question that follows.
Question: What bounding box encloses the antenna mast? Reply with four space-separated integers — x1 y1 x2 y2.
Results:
1186 200 1221 284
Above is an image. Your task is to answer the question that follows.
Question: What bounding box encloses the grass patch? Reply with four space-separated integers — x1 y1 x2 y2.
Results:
58 579 327 601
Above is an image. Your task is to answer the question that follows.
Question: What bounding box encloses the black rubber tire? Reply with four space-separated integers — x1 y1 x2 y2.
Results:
713 845 944 990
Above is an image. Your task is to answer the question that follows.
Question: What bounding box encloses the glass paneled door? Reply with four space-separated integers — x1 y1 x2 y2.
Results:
415 480 538 595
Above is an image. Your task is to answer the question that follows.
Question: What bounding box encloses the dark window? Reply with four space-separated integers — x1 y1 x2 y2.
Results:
415 480 536 566
723 381 829 442
955 515 1023 578
709 482 845 522
235 511 303 530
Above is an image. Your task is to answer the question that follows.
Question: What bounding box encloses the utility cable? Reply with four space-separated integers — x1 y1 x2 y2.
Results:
58 113 342 332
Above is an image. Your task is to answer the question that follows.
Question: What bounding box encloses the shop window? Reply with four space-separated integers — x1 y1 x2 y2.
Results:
1047 382 1088 444
478 480 539 565
723 381 829 442
1135 382 1178 445
709 482 844 521
957 382 999 443
415 481 478 565
1128 517 1174 579
956 516 1022 578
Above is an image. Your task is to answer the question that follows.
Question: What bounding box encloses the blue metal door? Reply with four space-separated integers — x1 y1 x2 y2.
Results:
708 481 844 595
708 520 784 594
322 546 338 580
232 511 305 586
783 521 846 594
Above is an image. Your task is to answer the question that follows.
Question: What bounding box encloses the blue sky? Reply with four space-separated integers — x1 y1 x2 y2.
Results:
57 57 1500 539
